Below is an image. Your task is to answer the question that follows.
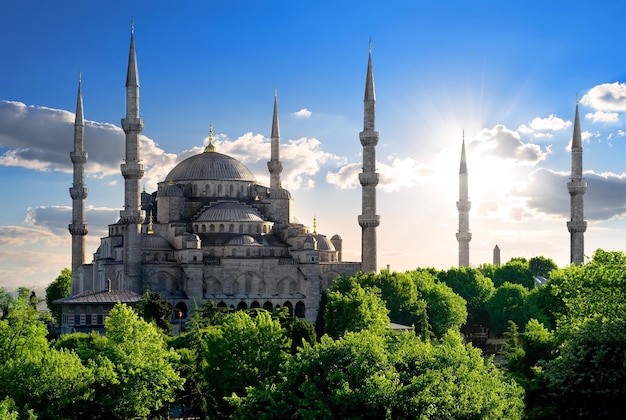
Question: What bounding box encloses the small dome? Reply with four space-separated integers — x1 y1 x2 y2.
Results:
196 202 264 222
331 234 342 241
270 188 291 199
158 183 183 197
227 235 261 246
142 233 173 250
165 152 256 183
314 234 336 252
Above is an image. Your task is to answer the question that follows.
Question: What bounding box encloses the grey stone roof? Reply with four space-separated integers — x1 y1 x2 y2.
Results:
196 202 264 222
314 234 336 252
158 183 183 197
142 233 173 250
227 235 261 246
54 289 142 305
165 151 257 183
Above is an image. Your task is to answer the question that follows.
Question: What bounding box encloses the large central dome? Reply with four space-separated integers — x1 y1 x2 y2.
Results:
165 151 257 183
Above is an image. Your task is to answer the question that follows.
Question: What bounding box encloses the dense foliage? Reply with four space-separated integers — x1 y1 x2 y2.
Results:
45 268 71 325
2 249 626 418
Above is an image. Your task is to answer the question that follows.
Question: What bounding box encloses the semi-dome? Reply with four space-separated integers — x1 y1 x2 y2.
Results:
196 201 264 222
158 183 184 197
314 234 336 252
227 235 261 246
141 233 173 250
165 151 257 183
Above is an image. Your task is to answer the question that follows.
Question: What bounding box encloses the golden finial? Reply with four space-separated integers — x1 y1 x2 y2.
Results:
313 215 317 235
204 122 216 153
462 128 465 141
148 210 154 234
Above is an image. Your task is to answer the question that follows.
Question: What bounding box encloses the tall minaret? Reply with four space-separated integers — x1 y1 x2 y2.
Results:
358 41 380 273
567 99 587 265
267 90 283 190
456 132 471 267
69 74 89 274
120 23 145 292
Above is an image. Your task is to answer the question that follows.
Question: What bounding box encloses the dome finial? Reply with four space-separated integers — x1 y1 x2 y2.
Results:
147 210 154 234
313 214 317 235
204 122 217 153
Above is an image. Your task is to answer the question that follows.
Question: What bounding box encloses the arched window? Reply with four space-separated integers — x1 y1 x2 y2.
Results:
295 301 306 318
202 224 206 232
217 301 227 308
251 301 260 309
263 301 273 311
237 301 247 311
284 301 293 317
229 185 234 196
97 306 104 325
210 224 215 232
229 224 234 232
219 224 225 232
232 248 237 257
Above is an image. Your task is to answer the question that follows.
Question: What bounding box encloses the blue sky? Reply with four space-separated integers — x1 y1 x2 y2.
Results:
3 1 626 291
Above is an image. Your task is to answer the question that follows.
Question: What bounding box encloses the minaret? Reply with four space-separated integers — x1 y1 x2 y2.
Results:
267 90 283 190
567 99 587 265
358 41 380 273
69 74 89 274
493 245 501 266
456 132 471 267
120 23 145 292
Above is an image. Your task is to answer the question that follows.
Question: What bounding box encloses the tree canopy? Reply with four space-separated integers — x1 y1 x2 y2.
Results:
45 268 72 325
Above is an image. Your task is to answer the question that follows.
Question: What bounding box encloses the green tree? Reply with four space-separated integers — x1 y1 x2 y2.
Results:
233 330 524 419
409 269 467 339
199 309 289 418
136 290 173 334
45 268 72 325
0 295 48 365
488 258 534 289
324 277 390 339
544 317 626 418
348 270 421 326
528 256 557 278
486 282 529 335
96 303 183 419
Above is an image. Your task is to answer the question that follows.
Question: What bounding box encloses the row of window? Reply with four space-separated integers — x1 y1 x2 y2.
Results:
215 300 306 318
193 223 270 234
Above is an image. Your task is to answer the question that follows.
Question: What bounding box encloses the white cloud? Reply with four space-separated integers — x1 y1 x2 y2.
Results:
585 111 619 123
470 124 549 166
529 114 571 131
581 82 626 112
293 108 312 119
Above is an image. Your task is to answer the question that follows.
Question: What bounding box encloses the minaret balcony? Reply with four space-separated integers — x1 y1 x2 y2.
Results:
567 180 587 194
70 151 88 164
69 186 88 200
267 160 283 173
121 117 144 132
359 172 379 186
121 162 145 179
120 209 144 224
567 219 587 233
359 131 379 147
68 223 89 236
358 214 380 228
456 231 472 242
456 201 472 211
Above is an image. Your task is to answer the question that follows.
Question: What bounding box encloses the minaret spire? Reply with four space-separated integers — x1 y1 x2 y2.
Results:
120 22 145 292
267 90 283 190
69 74 89 281
456 131 472 267
358 42 380 273
567 99 587 265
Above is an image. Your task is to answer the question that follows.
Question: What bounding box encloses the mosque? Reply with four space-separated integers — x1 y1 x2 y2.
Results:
56 28 380 330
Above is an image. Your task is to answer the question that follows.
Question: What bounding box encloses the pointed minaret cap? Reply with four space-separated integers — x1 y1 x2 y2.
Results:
459 130 468 174
364 38 376 101
126 19 139 87
572 94 582 149
75 72 84 126
271 89 280 139
204 123 217 153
